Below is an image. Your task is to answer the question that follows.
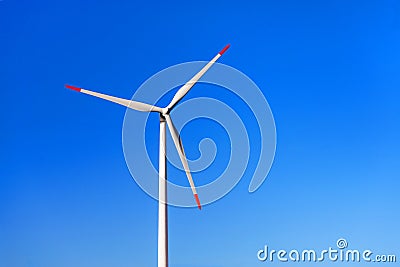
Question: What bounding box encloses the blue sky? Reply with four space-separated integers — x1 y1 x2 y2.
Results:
1 0 399 266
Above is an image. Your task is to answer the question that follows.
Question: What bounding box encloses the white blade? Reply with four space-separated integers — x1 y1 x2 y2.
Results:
166 44 230 111
165 114 201 209
66 84 163 113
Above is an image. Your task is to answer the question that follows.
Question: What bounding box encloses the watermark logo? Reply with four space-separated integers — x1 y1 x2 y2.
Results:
122 62 276 207
257 238 397 263
336 238 348 249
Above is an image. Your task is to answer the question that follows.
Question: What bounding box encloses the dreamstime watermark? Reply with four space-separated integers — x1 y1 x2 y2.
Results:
257 238 397 263
122 61 276 207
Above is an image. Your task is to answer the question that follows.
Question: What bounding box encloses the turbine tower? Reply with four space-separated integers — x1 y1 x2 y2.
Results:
66 44 230 267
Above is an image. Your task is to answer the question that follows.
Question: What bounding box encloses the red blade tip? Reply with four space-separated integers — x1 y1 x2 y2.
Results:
65 84 81 92
194 194 202 210
219 44 230 55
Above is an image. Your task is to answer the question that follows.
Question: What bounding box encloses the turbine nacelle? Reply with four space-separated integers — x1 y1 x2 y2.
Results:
161 107 170 116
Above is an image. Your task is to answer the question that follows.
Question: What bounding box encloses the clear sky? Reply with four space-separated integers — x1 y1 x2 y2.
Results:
1 0 399 266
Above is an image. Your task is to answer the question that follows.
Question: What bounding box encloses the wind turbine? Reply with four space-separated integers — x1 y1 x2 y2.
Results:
66 44 230 267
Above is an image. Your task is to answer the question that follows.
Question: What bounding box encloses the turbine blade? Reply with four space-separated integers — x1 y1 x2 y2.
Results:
166 44 230 111
65 84 163 113
165 115 201 209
